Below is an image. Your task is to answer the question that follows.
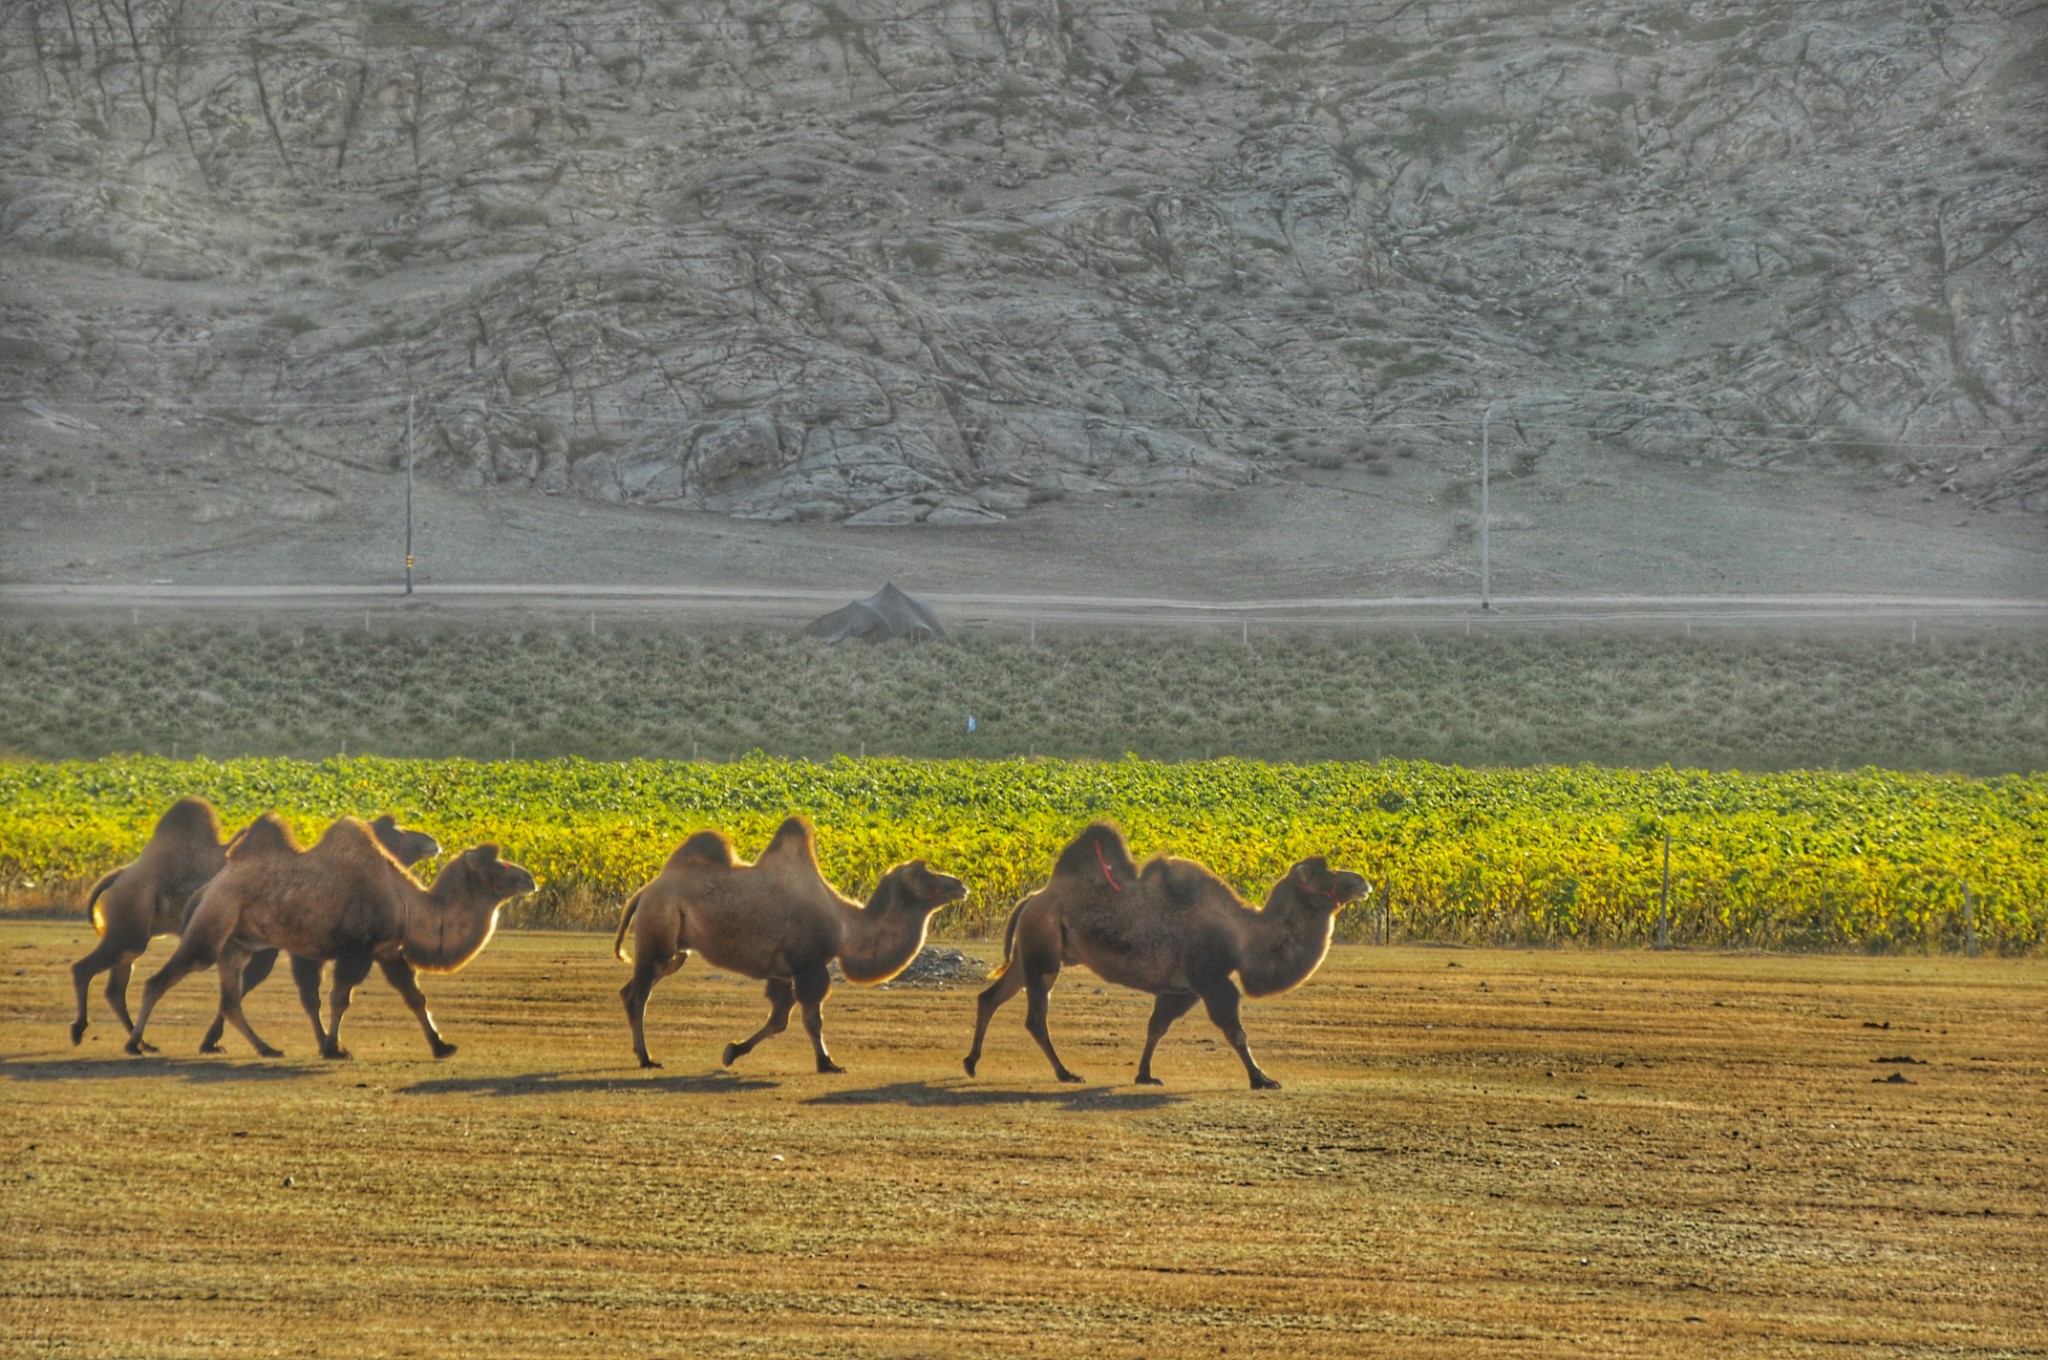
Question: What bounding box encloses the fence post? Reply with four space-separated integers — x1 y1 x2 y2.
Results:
1963 882 1977 958
1656 830 1671 950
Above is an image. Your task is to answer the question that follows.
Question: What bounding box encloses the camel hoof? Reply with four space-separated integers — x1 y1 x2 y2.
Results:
720 1043 742 1068
322 1047 352 1061
124 1039 148 1056
431 1042 457 1060
198 1042 223 1055
638 1057 662 1070
1056 1070 1085 1084
256 1045 284 1059
962 1055 979 1078
1135 1074 1164 1087
1250 1074 1282 1091
69 1021 87 1046
817 1061 846 1075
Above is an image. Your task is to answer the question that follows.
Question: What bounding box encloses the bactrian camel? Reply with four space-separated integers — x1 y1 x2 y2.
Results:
613 816 966 1072
124 814 534 1059
69 799 438 1050
964 822 1370 1089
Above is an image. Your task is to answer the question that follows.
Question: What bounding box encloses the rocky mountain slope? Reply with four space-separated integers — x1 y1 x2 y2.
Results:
2 0 2044 529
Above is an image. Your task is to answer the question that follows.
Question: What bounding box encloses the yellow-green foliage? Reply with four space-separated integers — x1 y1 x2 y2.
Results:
1 756 2041 951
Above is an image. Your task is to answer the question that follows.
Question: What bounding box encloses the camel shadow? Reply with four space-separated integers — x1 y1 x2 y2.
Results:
803 1080 1187 1111
1 1055 322 1085
396 1068 779 1098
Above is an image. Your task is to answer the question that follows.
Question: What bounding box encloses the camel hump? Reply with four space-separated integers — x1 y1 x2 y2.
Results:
1053 822 1137 889
226 812 300 861
764 815 813 854
154 797 221 844
756 816 820 870
1140 857 1211 911
667 830 736 871
310 815 400 865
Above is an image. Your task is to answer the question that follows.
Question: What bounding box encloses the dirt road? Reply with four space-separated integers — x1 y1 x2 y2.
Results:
5 581 2044 635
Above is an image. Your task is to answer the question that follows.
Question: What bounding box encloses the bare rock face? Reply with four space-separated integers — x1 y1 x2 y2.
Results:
1 1 2041 522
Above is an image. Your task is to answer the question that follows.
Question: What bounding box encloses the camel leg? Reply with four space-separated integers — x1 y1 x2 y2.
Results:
793 964 842 1074
377 955 456 1059
126 928 224 1055
212 944 283 1058
322 951 376 1060
278 955 328 1054
619 947 685 1069
723 976 795 1068
203 949 287 1053
1023 971 1082 1084
963 965 1027 1077
104 954 145 1045
1135 991 1201 1086
1197 977 1279 1090
70 933 140 1045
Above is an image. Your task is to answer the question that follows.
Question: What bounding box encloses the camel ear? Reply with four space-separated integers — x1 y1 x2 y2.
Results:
372 814 396 833
472 843 502 866
1294 856 1330 882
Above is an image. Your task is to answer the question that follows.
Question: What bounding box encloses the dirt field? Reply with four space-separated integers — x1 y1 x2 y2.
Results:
3 922 2043 1358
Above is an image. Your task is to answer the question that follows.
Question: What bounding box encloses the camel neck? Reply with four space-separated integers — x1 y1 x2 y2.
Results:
836 894 932 986
1238 897 1336 998
403 867 500 973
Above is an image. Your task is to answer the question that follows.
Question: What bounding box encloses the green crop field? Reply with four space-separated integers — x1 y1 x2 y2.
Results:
3 624 2043 774
3 755 2042 950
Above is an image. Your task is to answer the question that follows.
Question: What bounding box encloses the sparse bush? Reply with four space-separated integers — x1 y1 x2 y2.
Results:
2 626 2041 777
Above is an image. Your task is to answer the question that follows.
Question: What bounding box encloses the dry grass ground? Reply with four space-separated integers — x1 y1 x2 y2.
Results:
3 923 2044 1358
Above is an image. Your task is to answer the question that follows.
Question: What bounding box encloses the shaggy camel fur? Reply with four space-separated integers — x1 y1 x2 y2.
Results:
69 802 437 1049
69 798 225 1047
195 814 440 1054
124 815 533 1059
964 823 1370 1089
613 816 966 1072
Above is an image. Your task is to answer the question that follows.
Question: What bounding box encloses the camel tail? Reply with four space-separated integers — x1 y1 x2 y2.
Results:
985 899 1028 982
612 890 643 963
84 869 121 936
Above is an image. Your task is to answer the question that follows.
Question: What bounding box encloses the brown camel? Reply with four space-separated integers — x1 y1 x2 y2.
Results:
195 814 440 1054
612 816 966 1072
963 823 1371 1089
69 801 438 1050
124 815 533 1059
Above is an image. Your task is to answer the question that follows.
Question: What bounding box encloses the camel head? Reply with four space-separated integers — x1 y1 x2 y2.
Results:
450 843 538 903
841 860 967 985
408 844 537 974
874 859 969 919
1276 857 1372 916
370 814 442 868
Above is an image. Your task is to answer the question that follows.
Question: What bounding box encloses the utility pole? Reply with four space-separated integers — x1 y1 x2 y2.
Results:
405 394 415 596
1480 402 1492 610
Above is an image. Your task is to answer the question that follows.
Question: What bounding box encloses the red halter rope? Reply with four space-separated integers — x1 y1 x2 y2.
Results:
1094 841 1124 893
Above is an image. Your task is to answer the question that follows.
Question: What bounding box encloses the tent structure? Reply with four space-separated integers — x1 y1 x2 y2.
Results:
803 583 946 644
